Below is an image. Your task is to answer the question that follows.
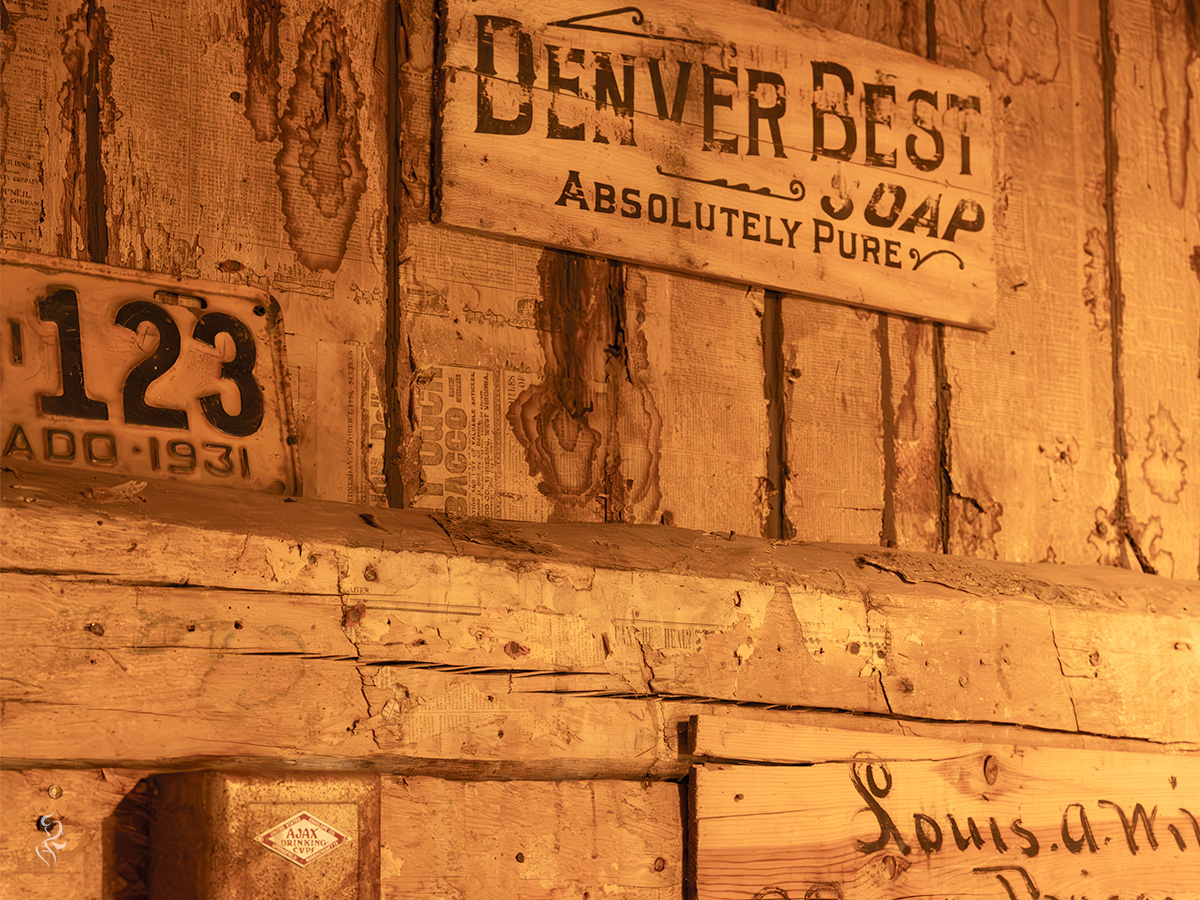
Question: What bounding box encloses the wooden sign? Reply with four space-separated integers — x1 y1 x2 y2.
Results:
694 739 1200 900
435 0 995 329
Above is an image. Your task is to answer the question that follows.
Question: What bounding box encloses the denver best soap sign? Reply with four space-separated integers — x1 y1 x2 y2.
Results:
435 0 995 328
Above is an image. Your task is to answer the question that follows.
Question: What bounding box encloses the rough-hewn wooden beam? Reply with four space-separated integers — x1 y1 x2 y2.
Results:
3 465 1198 771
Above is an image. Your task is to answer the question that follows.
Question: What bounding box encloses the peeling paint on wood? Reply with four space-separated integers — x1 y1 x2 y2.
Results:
57 0 116 264
276 7 368 272
243 0 283 141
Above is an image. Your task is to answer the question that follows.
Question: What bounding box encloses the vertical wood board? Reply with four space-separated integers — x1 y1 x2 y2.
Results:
381 778 681 898
400 0 769 532
935 0 1118 566
1108 0 1200 579
779 0 940 549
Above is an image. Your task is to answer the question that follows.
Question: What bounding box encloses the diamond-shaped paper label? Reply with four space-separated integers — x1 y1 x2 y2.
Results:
255 811 348 867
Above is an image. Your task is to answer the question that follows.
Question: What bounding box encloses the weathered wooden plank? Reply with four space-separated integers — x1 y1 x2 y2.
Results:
0 0 391 505
399 0 769 532
692 716 984 764
935 0 1118 565
381 778 681 898
0 768 151 896
777 0 941 549
694 745 1200 900
5 469 1200 755
1107 0 1200 579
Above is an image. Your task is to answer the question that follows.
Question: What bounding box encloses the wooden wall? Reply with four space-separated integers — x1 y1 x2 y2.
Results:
3 0 1193 572
0 0 1197 896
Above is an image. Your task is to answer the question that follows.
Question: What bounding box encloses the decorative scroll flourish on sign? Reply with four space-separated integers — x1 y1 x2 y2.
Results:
435 0 996 328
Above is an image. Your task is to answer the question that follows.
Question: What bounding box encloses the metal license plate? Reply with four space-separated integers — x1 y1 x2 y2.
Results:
1 251 299 494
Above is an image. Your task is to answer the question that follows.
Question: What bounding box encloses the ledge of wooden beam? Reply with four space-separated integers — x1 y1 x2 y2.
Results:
3 464 1198 770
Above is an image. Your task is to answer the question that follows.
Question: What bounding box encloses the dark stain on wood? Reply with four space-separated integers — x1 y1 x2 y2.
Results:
276 7 367 272
877 315 899 548
57 0 116 264
950 486 1004 559
981 0 1062 85
608 266 663 523
1142 404 1187 503
507 251 610 520
761 290 793 540
243 0 283 141
105 778 151 900
1148 0 1198 208
1082 226 1110 330
506 251 662 523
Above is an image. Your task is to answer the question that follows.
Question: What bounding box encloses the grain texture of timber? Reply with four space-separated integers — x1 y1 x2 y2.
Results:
691 721 1199 900
381 778 681 898
3 464 1197 770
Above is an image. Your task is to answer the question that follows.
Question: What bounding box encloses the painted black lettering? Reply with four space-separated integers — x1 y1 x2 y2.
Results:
884 240 901 268
594 182 616 214
474 16 533 135
593 52 636 145
546 45 585 140
695 203 715 231
115 300 189 429
906 89 944 172
648 194 667 223
747 69 787 158
1168 823 1186 850
813 218 834 252
942 199 986 242
3 424 33 458
703 65 738 153
974 866 1039 900
620 188 642 218
899 194 941 237
782 218 802 248
914 813 943 852
1098 800 1158 854
837 229 856 259
1010 819 1040 858
862 235 881 263
719 207 739 236
812 61 856 161
648 59 691 123
1180 808 1200 846
764 216 784 246
947 814 985 851
851 763 911 855
864 82 895 168
555 171 589 209
671 197 691 229
743 211 761 241
988 818 1009 853
948 94 981 175
1061 803 1098 854
192 313 264 437
864 183 907 228
821 194 853 220
37 288 109 421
